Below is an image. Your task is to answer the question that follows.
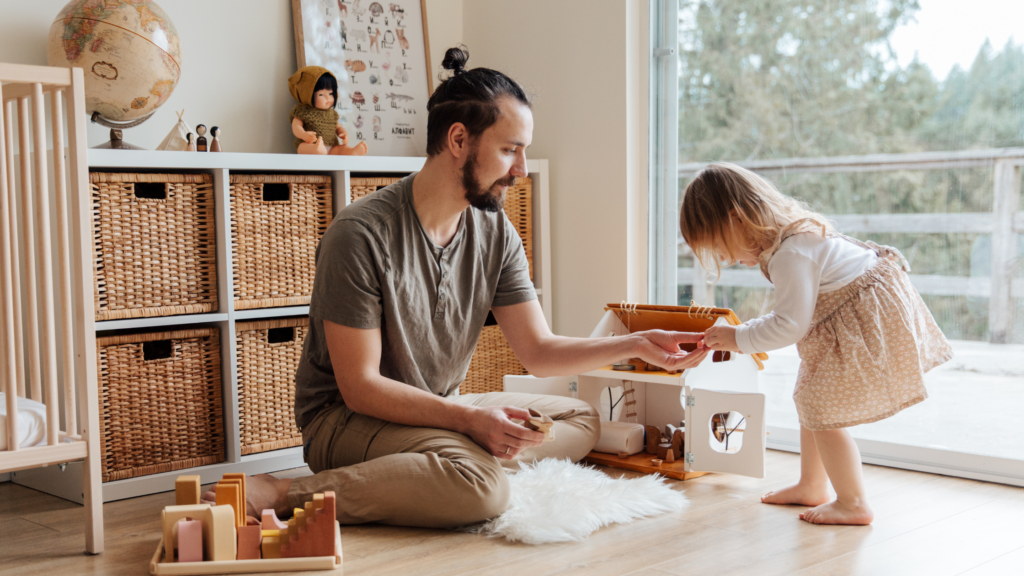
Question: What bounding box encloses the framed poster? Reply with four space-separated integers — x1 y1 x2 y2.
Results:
292 0 432 157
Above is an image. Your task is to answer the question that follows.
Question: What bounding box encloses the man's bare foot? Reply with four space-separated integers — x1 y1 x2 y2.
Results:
800 499 874 525
200 474 293 517
761 482 830 506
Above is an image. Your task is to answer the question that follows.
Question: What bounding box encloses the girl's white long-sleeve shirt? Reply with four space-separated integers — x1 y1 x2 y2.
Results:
734 233 878 354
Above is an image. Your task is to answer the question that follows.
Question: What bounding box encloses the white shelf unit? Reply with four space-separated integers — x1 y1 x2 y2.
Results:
13 150 552 503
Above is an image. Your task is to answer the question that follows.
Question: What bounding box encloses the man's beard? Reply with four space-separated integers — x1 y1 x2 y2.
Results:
462 148 515 212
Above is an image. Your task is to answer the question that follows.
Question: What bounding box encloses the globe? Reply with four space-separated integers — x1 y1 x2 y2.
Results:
47 0 181 125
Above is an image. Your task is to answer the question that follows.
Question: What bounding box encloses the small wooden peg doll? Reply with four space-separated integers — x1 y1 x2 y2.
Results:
185 132 196 152
195 124 208 151
287 66 368 155
210 126 223 152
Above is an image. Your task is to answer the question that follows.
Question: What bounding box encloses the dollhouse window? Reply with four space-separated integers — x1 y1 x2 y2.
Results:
708 411 744 454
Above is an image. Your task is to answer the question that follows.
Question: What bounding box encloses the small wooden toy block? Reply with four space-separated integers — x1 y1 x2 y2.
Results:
177 519 203 563
665 449 676 463
523 409 555 441
162 504 236 563
262 509 288 530
261 535 282 559
281 492 337 559
656 442 672 460
236 525 262 560
222 473 247 503
175 475 202 506
215 480 244 528
644 425 661 455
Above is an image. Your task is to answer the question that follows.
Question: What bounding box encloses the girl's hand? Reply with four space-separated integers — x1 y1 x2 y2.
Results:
336 124 349 145
704 325 741 352
303 131 319 144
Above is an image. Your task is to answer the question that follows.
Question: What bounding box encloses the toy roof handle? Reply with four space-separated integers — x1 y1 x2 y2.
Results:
603 302 769 366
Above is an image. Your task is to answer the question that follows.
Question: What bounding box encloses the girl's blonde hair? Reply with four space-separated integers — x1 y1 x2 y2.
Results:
679 162 833 280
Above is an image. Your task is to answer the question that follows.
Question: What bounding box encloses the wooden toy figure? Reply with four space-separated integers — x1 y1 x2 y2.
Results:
185 132 196 152
210 126 223 152
288 66 368 155
195 124 208 151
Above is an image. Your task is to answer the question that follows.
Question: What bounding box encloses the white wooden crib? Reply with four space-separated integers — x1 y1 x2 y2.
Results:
0 63 103 553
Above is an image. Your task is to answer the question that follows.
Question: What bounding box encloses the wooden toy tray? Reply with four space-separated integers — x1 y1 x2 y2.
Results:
149 523 343 575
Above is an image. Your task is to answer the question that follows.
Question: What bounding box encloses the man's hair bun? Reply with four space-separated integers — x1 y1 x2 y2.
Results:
441 45 470 75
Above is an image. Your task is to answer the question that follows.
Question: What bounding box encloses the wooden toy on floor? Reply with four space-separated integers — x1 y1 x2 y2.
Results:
150 473 342 574
282 492 337 559
262 509 288 530
236 525 263 560
176 519 203 562
175 475 201 506
161 504 236 562
215 480 244 528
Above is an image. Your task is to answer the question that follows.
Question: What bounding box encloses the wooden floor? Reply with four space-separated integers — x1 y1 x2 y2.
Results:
2 450 1024 576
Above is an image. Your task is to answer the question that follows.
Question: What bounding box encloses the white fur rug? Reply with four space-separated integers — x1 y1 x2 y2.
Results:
470 458 687 544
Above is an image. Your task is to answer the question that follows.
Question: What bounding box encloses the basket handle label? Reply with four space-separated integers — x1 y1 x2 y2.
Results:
133 182 168 200
262 183 292 202
267 327 296 343
143 340 175 361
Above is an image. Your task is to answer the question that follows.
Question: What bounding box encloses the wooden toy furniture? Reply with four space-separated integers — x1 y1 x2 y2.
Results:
0 63 104 553
581 303 769 480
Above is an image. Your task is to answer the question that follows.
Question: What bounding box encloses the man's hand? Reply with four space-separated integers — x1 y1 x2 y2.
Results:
459 406 545 460
633 330 710 371
704 325 741 352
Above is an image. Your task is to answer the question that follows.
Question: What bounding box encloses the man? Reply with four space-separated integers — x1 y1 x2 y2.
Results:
211 48 707 527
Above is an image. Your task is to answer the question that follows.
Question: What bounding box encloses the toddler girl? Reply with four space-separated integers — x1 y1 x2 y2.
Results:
680 163 953 525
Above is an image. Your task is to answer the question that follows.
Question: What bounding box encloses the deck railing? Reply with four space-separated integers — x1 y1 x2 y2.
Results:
677 148 1024 343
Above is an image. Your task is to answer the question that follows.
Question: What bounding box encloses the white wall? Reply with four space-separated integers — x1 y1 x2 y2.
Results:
0 0 463 153
463 0 647 337
1 0 646 339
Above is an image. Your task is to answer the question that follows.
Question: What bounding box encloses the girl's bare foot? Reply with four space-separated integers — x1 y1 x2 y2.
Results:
200 474 293 517
800 499 874 525
761 482 830 506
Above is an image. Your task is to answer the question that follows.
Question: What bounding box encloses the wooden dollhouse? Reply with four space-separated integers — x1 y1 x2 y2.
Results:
506 303 770 481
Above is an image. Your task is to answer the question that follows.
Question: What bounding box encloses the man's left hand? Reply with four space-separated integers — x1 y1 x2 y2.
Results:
633 330 709 372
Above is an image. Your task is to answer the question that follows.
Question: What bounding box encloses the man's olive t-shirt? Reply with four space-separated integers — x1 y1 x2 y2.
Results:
294 173 537 429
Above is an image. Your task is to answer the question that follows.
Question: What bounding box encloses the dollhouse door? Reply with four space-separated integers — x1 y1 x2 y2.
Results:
683 386 766 478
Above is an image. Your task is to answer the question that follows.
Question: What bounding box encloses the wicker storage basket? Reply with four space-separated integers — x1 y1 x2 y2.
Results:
97 328 224 482
350 175 533 277
90 172 217 321
461 324 528 394
236 317 307 455
230 175 332 310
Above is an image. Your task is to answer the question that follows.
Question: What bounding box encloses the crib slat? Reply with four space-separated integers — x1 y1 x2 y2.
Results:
67 66 104 553
32 83 60 446
0 88 19 451
51 88 77 438
17 96 42 403
4 100 25 399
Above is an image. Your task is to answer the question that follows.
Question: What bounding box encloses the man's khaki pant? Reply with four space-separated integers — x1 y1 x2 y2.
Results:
287 392 600 528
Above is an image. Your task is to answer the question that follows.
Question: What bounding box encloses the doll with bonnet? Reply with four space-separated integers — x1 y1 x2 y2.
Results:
288 66 368 155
